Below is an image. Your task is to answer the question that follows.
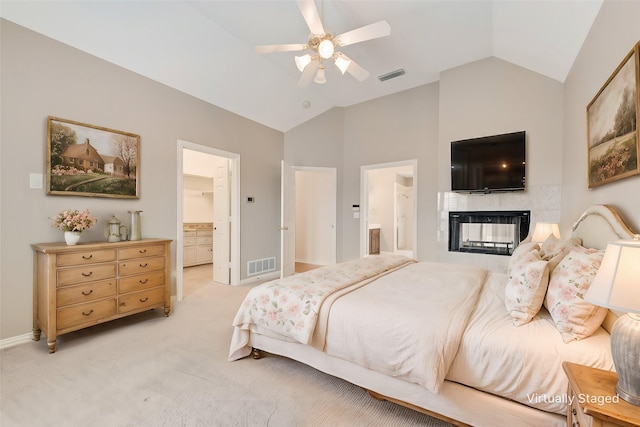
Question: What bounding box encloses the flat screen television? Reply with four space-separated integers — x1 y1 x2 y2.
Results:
451 131 526 193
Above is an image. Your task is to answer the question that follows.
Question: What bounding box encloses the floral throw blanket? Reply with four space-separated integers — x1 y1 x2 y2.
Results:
228 254 414 360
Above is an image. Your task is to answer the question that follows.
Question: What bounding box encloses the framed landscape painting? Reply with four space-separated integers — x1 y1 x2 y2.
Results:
47 117 140 198
587 41 640 189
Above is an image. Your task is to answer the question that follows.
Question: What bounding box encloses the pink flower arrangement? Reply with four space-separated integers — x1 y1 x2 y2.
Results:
51 209 97 232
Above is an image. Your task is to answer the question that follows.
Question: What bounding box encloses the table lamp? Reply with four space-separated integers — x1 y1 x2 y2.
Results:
531 222 560 243
585 236 640 406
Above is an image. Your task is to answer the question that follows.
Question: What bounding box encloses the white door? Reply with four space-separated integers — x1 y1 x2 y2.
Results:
281 161 296 278
213 157 230 284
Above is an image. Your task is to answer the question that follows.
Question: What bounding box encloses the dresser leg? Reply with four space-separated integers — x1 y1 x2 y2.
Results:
47 340 56 354
33 328 41 341
164 307 170 317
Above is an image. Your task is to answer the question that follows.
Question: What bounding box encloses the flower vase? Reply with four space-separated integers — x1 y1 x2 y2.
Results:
64 231 81 246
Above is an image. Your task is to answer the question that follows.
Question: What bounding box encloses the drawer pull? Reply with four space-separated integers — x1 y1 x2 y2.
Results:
82 290 94 296
139 263 148 268
139 297 149 302
139 249 147 254
139 279 149 284
572 408 577 416
81 271 93 277
82 254 93 260
82 309 94 316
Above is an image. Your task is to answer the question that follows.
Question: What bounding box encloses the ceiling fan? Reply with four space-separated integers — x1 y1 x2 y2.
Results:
255 0 391 87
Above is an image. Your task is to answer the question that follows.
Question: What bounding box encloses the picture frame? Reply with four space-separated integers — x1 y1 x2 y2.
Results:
47 117 140 198
587 41 640 189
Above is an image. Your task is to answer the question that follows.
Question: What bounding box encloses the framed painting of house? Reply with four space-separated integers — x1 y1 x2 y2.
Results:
46 117 140 198
587 41 640 189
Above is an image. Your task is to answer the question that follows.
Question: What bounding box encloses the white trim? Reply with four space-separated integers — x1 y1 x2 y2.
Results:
239 271 280 285
177 140 241 299
360 159 418 259
0 333 33 350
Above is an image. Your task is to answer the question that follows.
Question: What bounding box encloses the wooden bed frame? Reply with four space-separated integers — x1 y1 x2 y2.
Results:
250 205 637 427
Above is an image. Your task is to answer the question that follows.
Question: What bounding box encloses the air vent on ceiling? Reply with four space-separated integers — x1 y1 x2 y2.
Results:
378 68 406 82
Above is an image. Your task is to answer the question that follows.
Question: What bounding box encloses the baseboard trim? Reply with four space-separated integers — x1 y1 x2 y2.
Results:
239 271 279 285
0 332 33 350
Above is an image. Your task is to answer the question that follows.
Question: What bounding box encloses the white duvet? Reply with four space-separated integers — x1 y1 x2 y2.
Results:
323 262 487 393
446 273 614 414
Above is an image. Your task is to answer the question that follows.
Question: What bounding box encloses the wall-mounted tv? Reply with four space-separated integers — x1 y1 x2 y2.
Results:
451 131 526 193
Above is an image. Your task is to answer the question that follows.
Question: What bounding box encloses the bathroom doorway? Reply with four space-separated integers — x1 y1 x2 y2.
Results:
360 160 417 259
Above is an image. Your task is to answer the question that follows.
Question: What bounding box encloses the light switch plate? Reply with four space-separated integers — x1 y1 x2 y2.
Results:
29 173 43 189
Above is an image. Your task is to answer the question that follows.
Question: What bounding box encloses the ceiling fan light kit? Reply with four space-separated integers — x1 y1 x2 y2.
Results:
254 0 391 87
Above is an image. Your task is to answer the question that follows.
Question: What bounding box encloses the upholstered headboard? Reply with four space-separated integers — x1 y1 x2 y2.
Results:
571 205 638 334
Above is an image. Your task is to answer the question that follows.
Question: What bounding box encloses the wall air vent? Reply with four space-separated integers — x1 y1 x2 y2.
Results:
247 257 276 276
378 68 406 82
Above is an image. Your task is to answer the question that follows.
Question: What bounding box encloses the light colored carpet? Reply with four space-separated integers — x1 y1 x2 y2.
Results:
1 265 454 426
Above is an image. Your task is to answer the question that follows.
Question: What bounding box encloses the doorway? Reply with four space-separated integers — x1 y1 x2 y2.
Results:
280 163 337 278
360 160 417 259
176 140 240 301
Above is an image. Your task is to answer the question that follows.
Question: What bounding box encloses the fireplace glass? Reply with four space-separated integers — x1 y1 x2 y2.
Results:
449 211 530 256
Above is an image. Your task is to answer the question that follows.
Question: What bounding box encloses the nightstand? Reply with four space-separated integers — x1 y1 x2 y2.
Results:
563 361 640 427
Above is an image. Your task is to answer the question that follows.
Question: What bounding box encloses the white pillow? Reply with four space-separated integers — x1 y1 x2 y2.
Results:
544 246 607 342
505 248 550 326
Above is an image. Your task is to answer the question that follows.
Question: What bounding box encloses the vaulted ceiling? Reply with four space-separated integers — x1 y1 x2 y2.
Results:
1 1 603 132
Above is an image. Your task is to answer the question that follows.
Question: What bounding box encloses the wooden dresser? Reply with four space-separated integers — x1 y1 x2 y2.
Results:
32 238 172 353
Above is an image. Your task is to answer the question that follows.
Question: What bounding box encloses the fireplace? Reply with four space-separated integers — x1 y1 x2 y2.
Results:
449 211 530 256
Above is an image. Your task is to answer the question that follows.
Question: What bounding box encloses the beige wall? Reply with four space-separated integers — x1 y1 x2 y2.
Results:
561 0 640 234
0 20 283 340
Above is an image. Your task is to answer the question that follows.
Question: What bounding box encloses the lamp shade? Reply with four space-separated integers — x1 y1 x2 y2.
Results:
295 54 312 72
334 55 351 74
585 238 640 313
314 65 326 84
531 222 560 243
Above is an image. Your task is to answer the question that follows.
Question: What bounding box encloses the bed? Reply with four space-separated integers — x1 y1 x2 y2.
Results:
228 205 637 427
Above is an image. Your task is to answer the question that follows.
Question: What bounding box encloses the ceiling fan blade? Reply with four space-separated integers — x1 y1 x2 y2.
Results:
339 54 370 82
298 59 320 88
296 0 324 35
336 21 391 47
254 44 307 54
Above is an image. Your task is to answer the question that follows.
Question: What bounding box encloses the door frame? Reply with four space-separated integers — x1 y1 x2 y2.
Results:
176 140 241 301
280 165 337 278
360 159 418 259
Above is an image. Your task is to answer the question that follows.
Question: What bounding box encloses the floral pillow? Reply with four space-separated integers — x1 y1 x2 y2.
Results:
508 241 540 275
544 246 607 342
505 248 550 326
539 235 582 272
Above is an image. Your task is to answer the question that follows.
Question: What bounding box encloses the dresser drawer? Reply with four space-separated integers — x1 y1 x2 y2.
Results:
118 287 164 314
57 264 117 287
57 298 117 330
119 271 165 294
56 280 116 307
184 230 197 238
183 237 197 247
57 250 116 267
118 244 165 260
118 256 165 276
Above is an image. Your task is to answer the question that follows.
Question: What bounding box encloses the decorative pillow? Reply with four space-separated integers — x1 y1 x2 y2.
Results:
508 241 540 275
544 246 607 342
505 249 549 326
539 236 582 272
